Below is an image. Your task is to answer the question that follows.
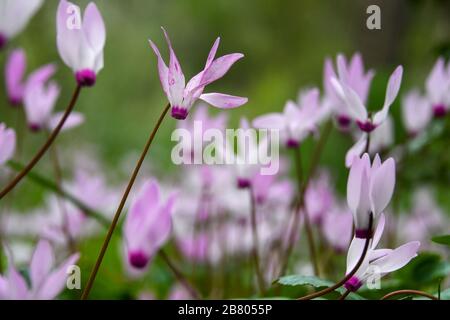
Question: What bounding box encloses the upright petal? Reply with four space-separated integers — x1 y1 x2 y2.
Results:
5 48 26 104
148 39 169 97
161 27 185 105
369 157 395 216
197 53 244 88
0 123 16 165
82 2 105 53
373 66 403 125
30 240 55 290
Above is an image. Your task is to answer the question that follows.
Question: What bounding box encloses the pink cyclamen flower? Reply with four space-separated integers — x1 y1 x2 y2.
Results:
0 0 43 49
324 53 374 129
0 240 79 299
149 27 248 120
253 88 325 148
5 48 26 106
332 61 403 132
304 172 335 224
123 179 176 270
344 214 420 292
425 57 450 117
347 153 395 238
401 89 433 136
23 63 84 132
0 123 16 166
56 0 106 87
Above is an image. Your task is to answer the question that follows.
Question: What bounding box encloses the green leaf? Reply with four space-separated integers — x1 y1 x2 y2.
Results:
278 275 365 300
431 235 450 246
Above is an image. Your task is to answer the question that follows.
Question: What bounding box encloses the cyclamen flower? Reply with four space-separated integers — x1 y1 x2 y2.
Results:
425 57 450 117
345 117 394 167
401 90 433 136
0 0 43 49
23 63 84 132
332 62 403 132
324 53 374 129
5 48 26 106
57 0 106 87
344 215 420 292
149 27 247 120
347 153 395 238
0 240 79 299
253 88 326 148
304 172 335 224
0 123 16 166
123 179 176 270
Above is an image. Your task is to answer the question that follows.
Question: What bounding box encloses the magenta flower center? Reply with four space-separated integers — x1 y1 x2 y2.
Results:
355 228 372 239
336 114 352 129
344 276 362 292
171 106 188 120
9 96 22 107
237 177 251 189
286 138 300 149
356 120 376 133
75 69 96 87
129 251 149 269
0 33 7 50
29 123 42 132
433 104 447 118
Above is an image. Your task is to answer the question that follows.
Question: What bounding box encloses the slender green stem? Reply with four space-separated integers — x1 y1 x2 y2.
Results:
380 289 438 300
0 84 82 200
364 132 371 154
249 186 266 295
81 103 170 300
158 249 201 299
297 213 373 300
279 121 332 276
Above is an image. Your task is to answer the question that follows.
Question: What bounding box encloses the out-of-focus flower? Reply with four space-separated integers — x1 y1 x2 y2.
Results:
399 188 446 245
123 179 176 270
149 27 247 120
425 58 450 117
345 117 394 167
56 0 106 87
304 172 334 224
347 153 395 238
5 48 26 106
0 123 16 166
322 205 353 253
253 88 326 148
0 0 43 49
23 63 84 132
168 284 191 300
344 215 419 292
323 53 374 129
227 118 271 188
332 62 403 132
401 90 433 136
0 240 79 299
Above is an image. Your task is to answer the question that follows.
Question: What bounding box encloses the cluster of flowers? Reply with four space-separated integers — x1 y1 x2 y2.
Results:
0 0 448 299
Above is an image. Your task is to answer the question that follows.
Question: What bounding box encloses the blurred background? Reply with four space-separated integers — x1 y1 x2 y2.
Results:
0 0 449 299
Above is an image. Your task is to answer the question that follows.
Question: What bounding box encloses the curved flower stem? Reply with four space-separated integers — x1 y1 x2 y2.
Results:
158 249 201 299
0 84 82 200
380 290 438 300
81 103 170 300
339 289 351 300
279 121 332 276
249 186 266 295
47 134 77 253
297 213 373 300
7 160 109 226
